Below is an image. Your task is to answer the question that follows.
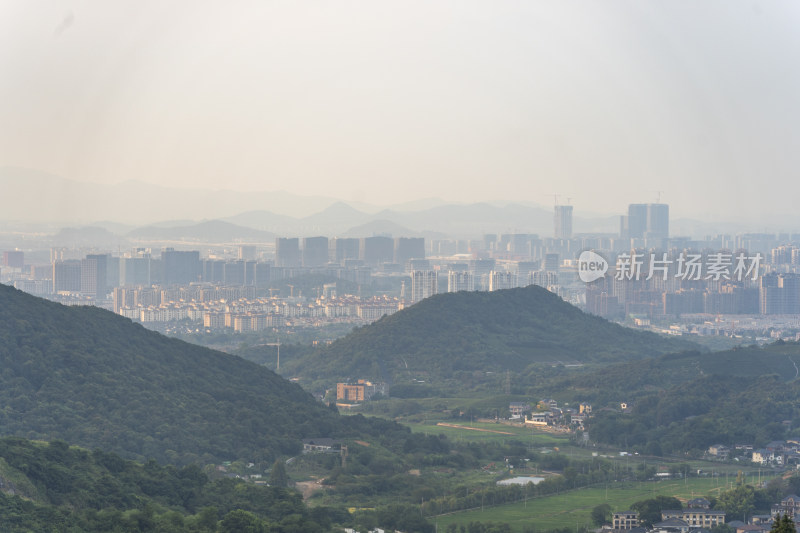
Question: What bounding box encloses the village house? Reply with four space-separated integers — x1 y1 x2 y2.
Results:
660 509 726 528
525 412 549 426
687 498 711 509
772 495 800 519
302 438 340 453
508 402 530 419
707 444 730 459
613 511 640 530
651 517 691 533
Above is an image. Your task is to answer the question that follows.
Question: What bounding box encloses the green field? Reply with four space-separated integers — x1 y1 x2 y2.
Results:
431 475 779 532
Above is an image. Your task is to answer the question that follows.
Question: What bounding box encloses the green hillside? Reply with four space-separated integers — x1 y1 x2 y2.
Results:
281 286 696 385
540 342 800 405
0 436 340 532
556 342 800 453
0 284 343 465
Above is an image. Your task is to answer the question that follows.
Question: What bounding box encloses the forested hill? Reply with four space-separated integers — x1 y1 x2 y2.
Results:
281 285 696 384
565 342 800 454
0 284 343 465
540 342 800 405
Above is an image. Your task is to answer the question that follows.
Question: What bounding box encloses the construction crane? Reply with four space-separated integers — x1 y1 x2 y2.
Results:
549 194 572 206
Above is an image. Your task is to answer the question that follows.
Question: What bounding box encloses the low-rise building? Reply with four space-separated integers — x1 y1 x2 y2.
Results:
708 444 730 459
336 380 388 402
509 402 530 419
661 509 725 528
613 511 639 530
302 438 340 453
772 495 800 519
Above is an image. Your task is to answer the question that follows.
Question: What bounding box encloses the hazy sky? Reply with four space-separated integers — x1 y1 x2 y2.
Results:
2 1 799 220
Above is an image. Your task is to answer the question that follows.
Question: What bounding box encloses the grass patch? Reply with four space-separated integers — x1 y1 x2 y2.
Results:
431 476 779 533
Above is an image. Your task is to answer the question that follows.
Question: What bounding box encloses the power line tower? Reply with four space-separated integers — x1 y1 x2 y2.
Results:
504 370 511 395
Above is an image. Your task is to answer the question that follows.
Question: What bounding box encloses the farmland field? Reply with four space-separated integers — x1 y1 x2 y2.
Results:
431 475 779 532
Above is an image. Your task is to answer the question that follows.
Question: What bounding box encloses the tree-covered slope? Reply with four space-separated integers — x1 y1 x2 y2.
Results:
0 437 339 532
538 341 800 405
559 342 800 454
0 284 341 465
282 286 695 383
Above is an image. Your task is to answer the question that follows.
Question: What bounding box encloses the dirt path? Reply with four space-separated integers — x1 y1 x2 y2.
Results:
436 422 516 435
295 480 324 500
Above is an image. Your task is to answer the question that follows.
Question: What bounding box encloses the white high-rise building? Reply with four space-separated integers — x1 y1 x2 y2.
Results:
489 271 517 291
411 270 437 302
447 271 474 292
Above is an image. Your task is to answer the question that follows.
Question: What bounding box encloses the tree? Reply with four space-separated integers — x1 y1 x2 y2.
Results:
645 441 663 457
631 496 682 527
591 503 612 526
716 485 756 522
269 459 289 487
771 514 797 533
219 509 267 533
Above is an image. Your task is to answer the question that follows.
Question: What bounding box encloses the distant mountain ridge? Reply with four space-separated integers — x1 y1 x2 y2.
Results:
280 285 696 386
126 219 275 243
5 167 800 236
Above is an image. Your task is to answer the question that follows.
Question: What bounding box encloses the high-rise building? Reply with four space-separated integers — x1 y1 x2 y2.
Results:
119 256 150 286
275 238 301 268
411 270 437 302
530 270 558 289
544 253 560 272
224 260 246 285
394 237 425 266
516 261 539 286
626 204 649 240
447 271 474 292
249 262 270 287
53 260 82 292
470 258 496 291
489 271 517 291
646 204 669 240
760 273 800 314
407 258 430 271
106 256 120 289
2 251 24 269
622 203 669 241
112 286 136 313
202 259 226 283
500 234 533 256
238 245 256 261
360 236 394 266
81 254 108 297
554 205 573 239
302 236 329 267
161 249 201 285
333 238 360 264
